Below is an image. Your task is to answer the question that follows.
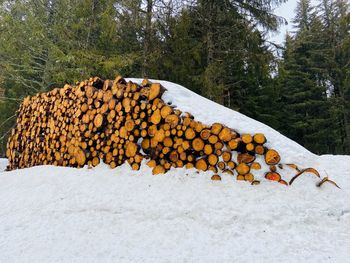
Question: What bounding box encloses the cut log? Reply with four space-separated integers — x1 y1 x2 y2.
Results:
228 138 241 150
237 175 245 181
237 153 255 164
208 135 218 144
163 137 173 147
185 128 196 140
211 123 222 135
165 114 179 128
218 127 232 142
126 142 138 157
147 159 157 168
152 165 165 175
185 163 194 169
211 174 221 181
154 129 165 142
125 119 135 132
251 162 261 170
265 172 281 182
160 105 172 119
204 144 213 155
194 122 204 133
200 129 211 140
255 145 265 155
235 163 250 175
115 75 126 84
217 161 225 170
246 143 255 152
214 142 223 150
253 133 266 144
192 138 204 152
244 173 254 182
195 158 208 171
75 149 86 166
150 109 162 125
227 161 236 169
208 166 218 173
94 114 103 128
208 154 218 166
131 163 140 170
222 151 232 162
92 157 100 167
148 83 166 101
241 134 253 144
169 151 179 162
141 138 150 150
264 149 281 165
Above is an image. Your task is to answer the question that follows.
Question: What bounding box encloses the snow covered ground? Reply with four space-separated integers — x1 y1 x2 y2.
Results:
0 80 349 262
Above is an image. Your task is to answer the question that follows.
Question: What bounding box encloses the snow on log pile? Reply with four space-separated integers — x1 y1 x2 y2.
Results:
5 75 336 187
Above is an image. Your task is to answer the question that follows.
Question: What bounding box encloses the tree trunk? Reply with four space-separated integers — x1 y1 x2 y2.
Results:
142 0 153 78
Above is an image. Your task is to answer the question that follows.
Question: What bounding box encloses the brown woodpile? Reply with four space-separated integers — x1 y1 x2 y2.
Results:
5 75 318 186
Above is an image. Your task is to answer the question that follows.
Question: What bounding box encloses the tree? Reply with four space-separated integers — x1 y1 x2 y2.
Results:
293 0 315 31
0 0 123 154
276 0 350 154
317 0 350 153
276 1 334 153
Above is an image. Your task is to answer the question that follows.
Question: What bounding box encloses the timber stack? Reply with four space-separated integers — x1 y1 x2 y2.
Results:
6 75 288 185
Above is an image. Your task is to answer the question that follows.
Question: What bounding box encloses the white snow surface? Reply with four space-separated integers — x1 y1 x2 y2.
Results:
0 80 350 262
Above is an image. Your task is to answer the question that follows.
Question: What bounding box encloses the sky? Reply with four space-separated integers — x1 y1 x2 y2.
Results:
269 0 298 44
269 0 318 44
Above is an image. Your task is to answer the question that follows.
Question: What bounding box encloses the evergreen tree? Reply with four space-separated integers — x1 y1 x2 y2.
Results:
277 1 334 153
293 0 315 31
0 0 122 154
276 0 350 154
317 0 350 153
1 0 347 156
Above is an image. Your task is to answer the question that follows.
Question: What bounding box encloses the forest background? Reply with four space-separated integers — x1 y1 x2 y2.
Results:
0 0 349 155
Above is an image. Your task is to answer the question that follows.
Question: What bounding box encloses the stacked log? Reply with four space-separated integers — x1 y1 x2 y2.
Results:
6 75 286 185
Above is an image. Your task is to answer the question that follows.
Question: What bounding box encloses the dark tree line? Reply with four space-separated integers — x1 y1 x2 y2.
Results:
277 0 349 154
0 0 349 155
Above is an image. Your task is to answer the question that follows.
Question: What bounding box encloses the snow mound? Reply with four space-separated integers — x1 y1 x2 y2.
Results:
0 80 349 262
0 157 350 262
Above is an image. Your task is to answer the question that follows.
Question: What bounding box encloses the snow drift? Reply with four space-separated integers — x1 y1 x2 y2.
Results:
0 79 349 262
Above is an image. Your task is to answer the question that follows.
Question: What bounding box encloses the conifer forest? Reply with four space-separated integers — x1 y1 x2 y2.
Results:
0 0 349 155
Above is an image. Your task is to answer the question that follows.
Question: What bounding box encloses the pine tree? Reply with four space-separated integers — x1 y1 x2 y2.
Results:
317 0 350 153
0 0 123 153
293 0 315 31
277 1 334 153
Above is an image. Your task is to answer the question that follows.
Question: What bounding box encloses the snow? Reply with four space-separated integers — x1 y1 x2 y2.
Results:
0 80 350 262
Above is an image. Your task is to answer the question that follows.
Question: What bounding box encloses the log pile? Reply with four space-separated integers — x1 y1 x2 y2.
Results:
5 75 321 186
